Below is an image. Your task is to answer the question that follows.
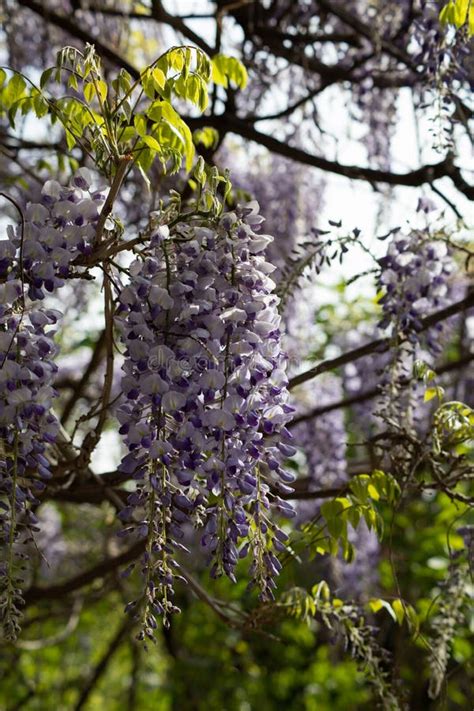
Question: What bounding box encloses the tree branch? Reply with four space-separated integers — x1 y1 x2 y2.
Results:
289 352 474 427
16 0 141 79
288 293 474 390
187 114 474 198
24 541 145 606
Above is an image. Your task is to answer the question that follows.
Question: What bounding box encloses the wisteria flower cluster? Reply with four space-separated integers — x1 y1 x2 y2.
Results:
115 201 296 633
0 169 106 637
7 168 107 300
377 230 455 348
0 292 61 638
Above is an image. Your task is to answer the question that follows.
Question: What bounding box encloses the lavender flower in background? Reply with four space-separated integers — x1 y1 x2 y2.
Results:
294 376 348 498
342 332 388 439
354 85 398 171
292 376 381 599
36 503 67 578
334 520 380 601
217 146 325 279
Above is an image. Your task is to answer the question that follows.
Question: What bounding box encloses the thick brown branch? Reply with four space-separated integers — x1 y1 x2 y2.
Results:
17 0 141 79
289 352 474 427
24 541 145 606
289 293 474 390
188 114 474 198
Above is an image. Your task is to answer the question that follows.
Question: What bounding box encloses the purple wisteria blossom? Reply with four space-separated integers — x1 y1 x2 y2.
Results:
6 168 107 300
377 230 455 349
0 169 107 638
115 201 296 634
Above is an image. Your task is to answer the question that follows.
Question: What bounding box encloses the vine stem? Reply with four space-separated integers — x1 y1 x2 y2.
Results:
3 430 20 639
95 155 132 245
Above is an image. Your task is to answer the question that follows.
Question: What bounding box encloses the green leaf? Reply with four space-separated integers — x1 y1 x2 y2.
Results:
405 605 420 636
134 114 147 137
68 73 79 91
192 155 206 187
211 56 228 88
83 82 94 104
168 48 185 72
342 540 355 563
33 93 49 118
96 80 108 103
186 75 200 104
152 67 166 91
146 100 164 123
119 126 136 143
453 0 469 26
346 507 361 528
199 82 209 111
439 0 473 33
136 145 156 174
211 54 248 90
40 67 54 89
2 73 27 110
141 68 156 100
142 135 161 152
368 598 397 622
367 484 380 501
183 47 192 80
65 129 76 150
439 1 456 25
350 475 370 503
321 499 346 539
312 580 331 602
83 81 106 104
392 599 405 625
424 387 439 402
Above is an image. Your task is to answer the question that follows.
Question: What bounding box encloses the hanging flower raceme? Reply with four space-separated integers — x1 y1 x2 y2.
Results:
377 229 455 349
0 169 107 638
116 202 296 634
0 288 61 638
5 168 107 300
